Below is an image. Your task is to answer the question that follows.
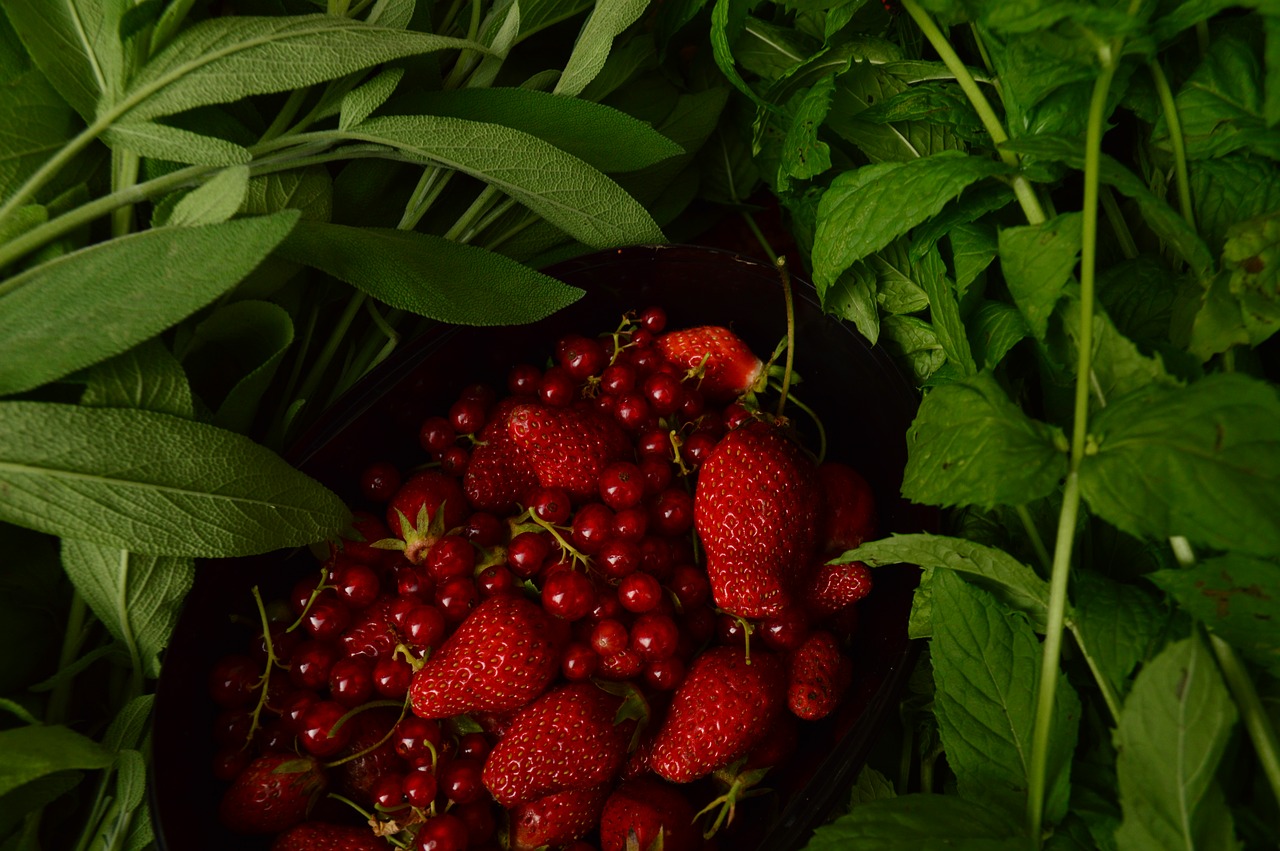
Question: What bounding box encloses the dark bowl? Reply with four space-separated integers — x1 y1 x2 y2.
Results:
151 244 933 851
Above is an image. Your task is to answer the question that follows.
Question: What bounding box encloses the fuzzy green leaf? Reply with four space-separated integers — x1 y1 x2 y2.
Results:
102 121 250 166
79 339 193 420
1079 374 1280 557
3 0 126 119
0 212 298 396
277 221 583 326
167 164 249 226
0 401 349 556
338 67 404 131
0 68 80 201
903 372 1068 509
0 724 113 797
554 0 650 96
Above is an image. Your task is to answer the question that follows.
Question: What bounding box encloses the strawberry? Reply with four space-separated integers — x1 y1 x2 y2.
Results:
507 403 631 501
801 559 873 620
382 471 467 563
465 412 538 513
656 325 765 403
336 708 401 806
599 777 700 851
339 596 402 659
649 647 786 783
270 822 386 851
510 783 611 851
482 682 628 805
694 421 820 619
409 595 559 719
816 462 877 554
787 630 850 720
219 752 328 834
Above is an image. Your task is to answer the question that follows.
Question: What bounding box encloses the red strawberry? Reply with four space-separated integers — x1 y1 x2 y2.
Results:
694 421 820 619
599 777 700 851
409 595 560 719
270 822 386 851
649 647 786 783
339 596 401 659
384 471 467 563
507 403 630 501
219 752 328 834
482 682 628 805
816 462 877 554
801 559 873 620
787 630 850 720
465 412 538 513
336 708 400 806
510 783 611 851
656 325 765 403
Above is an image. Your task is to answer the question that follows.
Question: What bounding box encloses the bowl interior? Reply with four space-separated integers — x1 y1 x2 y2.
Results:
151 244 932 850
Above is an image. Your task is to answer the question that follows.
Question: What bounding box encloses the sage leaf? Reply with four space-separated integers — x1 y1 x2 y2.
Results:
122 15 479 122
1115 635 1240 851
0 724 113 797
0 771 82 838
102 120 250 166
0 401 350 556
3 0 126 119
491 0 593 44
1079 373 1280 557
931 570 1079 824
0 68 79 201
338 67 404 131
345 115 664 247
804 793 1027 851
903 372 1068 509
103 695 154 752
79 339 193 420
182 300 294 433
416 89 683 172
242 167 333 222
0 211 298 397
842 533 1051 630
277 221 583 325
1070 571 1168 704
998 212 1080 341
813 151 1009 293
167 164 249 227
1149 555 1280 676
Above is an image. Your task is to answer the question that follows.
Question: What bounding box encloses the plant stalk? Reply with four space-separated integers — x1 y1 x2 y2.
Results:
1148 59 1196 230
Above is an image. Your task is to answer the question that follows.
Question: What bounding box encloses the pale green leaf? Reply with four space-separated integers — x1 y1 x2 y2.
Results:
0 212 299 396
0 725 113 797
241 167 333 222
0 68 79 202
554 0 650 96
167 164 249 227
0 401 350 556
3 0 126 119
881 314 945 383
103 695 154 752
338 67 404 131
80 338 193 420
102 120 250 166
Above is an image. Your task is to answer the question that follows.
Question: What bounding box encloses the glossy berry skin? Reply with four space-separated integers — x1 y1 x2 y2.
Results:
298 700 352 757
694 421 820 619
657 325 765 403
409 596 560 719
208 654 259 709
803 560 874 619
542 569 596 621
464 411 539 514
599 777 700 851
787 630 851 720
649 646 787 783
219 753 328 834
270 821 386 851
510 784 611 851
359 462 401 503
816 462 878 554
416 814 470 851
507 531 552 578
482 682 627 806
507 403 630 502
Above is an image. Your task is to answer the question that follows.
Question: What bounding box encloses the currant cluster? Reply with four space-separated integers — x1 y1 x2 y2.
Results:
206 306 879 851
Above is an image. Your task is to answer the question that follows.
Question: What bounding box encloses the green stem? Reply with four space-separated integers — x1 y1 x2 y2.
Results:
398 167 450 230
460 196 517 244
1210 634 1280 810
1100 186 1140 260
259 89 310 144
295 291 368 407
47 593 90 725
1149 59 1195 231
1067 620 1122 722
444 185 500 242
110 150 141 238
899 0 1046 226
0 116 111 230
740 210 778 264
1015 504 1053 574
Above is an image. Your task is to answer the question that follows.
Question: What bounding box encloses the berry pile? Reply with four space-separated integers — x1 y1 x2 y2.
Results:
207 307 879 851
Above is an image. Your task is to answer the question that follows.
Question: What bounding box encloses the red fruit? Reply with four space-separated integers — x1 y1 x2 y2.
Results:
694 421 820 619
336 708 400 806
510 784 611 851
219 752 328 834
340 597 401 660
464 412 538 514
599 777 700 851
507 403 630 502
649 646 787 783
409 596 560 719
787 630 849 720
385 472 468 564
816 462 877 554
802 559 874 620
657 325 765 403
270 822 386 851
482 682 628 806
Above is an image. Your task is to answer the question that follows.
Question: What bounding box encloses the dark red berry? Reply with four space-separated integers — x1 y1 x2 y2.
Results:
435 576 478 622
600 363 636 396
638 306 667 334
403 604 447 649
557 334 607 379
650 488 694 537
299 700 352 757
643 655 686 690
404 768 438 807
670 564 710 608
630 612 679 659
618 572 662 613
590 619 629 656
395 717 443 766
449 397 487 435
373 656 413 699
539 366 577 407
643 372 682 417
289 641 339 691
303 598 351 642
330 561 380 609
507 364 542 396
360 461 402 502
427 534 476 582
599 462 644 510
562 642 599 680
614 393 654 431
571 503 614 554
530 486 572 525
476 564 519 598
440 446 469 476
462 512 503 547
457 732 490 761
208 654 260 709
329 657 374 707
541 570 596 621
611 506 648 541
507 531 551 578
440 758 485 804
597 538 641 580
419 416 457 453
416 814 469 851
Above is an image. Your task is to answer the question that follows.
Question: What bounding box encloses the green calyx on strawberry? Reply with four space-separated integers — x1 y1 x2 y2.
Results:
600 777 700 851
694 419 821 619
696 759 772 839
656 326 770 404
374 471 466 564
408 595 560 720
219 752 329 834
509 783 612 851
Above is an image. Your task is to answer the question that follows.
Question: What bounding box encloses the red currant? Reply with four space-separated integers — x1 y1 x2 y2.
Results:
557 334 606 379
289 641 338 691
613 393 654 431
539 366 577 407
541 570 595 621
507 531 551 578
395 716 443 766
449 397 487 435
462 512 503 547
208 654 260 709
630 612 679 659
360 461 402 502
643 372 682 417
650 488 694 537
427 534 476 582
618 572 662 613
530 486 572 525
670 564 710 608
638 306 667 334
419 416 457 454
599 461 644 510
600 363 636 396
435 576 478 622
404 767 438 807
372 773 407 810
303 598 351 642
373 656 413 699
440 758 485 804
561 642 599 680
476 564 518 598
329 657 374 707
590 619 629 656
571 502 613 554
611 506 649 541
643 655 686 690
597 538 641 580
298 700 352 757
507 364 541 396
330 560 380 609
416 814 469 851
403 604 447 649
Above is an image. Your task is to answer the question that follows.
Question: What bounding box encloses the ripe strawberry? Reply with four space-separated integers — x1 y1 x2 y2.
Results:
787 630 850 721
656 325 766 403
482 682 628 805
801 559 873 620
465 412 538 513
816 462 877 554
270 822 386 851
219 752 328 834
694 421 820 619
507 403 631 502
409 596 559 719
649 647 787 783
340 596 401 659
510 783 611 851
599 777 700 851
383 471 467 563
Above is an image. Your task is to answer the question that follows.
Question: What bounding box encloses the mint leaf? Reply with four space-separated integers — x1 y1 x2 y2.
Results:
881 314 945 383
778 75 835 189
1149 555 1280 676
1170 33 1280 160
3 0 126 119
0 212 298 397
1070 571 1168 704
1224 210 1280 347
1061 295 1175 404
0 724 113 797
803 793 1027 851
822 262 880 344
0 401 350 556
847 766 897 806
1189 155 1280 255
998 212 1081 341
812 151 1009 293
871 239 930 314
277 221 584 326
903 372 1068 510
932 570 1079 824
969 300 1029 371
916 243 975 374
826 63 967 162
554 0 650 97
1115 635 1240 851
1079 374 1280 557
950 221 998 293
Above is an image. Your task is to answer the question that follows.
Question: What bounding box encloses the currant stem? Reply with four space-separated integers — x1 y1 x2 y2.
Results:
775 257 796 420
